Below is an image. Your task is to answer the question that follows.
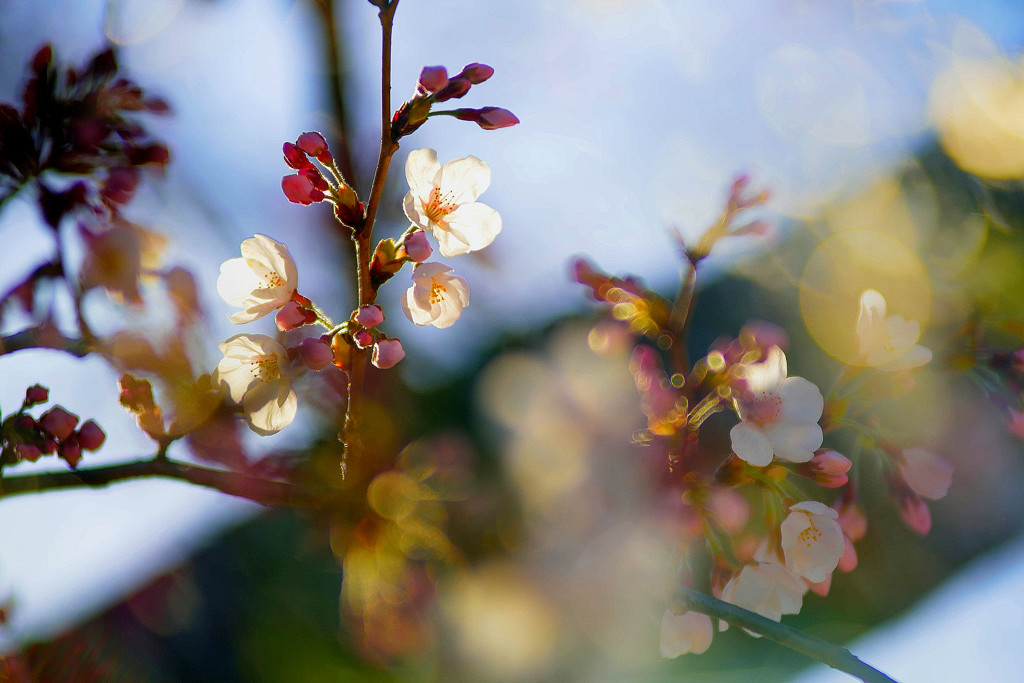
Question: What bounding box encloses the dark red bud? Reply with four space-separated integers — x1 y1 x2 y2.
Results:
458 63 494 84
296 132 330 161
15 443 42 462
476 106 519 130
39 406 79 441
58 437 82 468
281 174 325 205
77 420 106 451
283 142 312 170
418 65 449 93
434 77 471 102
24 384 49 406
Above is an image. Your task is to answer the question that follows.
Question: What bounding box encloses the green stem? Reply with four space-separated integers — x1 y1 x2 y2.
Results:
676 587 897 683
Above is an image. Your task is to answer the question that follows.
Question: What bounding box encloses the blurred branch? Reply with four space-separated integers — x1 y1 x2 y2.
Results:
0 458 307 507
314 0 357 185
678 587 897 683
0 328 89 357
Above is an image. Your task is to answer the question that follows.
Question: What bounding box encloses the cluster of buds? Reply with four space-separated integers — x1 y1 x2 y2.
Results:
391 62 518 140
281 132 363 228
0 385 106 468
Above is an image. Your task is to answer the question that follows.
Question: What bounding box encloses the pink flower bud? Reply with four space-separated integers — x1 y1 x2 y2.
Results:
77 420 106 451
434 77 471 102
281 173 325 205
476 106 519 130
808 449 851 488
402 230 432 262
900 495 931 535
297 338 334 371
39 406 79 441
836 502 867 542
24 384 49 406
38 438 58 455
283 142 312 170
276 300 311 331
458 63 494 84
354 304 385 329
418 65 449 93
372 339 405 369
59 437 82 468
353 328 374 349
14 443 42 462
898 448 953 500
837 535 858 573
296 131 332 164
807 574 831 597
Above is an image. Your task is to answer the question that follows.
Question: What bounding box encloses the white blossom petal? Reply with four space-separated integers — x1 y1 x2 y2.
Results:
436 155 491 204
730 422 774 466
781 502 845 583
443 202 501 254
405 148 441 201
765 422 822 463
660 610 713 657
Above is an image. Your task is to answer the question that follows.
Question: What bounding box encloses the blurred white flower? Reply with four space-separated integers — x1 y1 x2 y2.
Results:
212 334 297 435
899 447 954 500
730 347 823 466
780 501 845 583
402 262 470 329
659 609 713 657
720 560 806 627
403 148 501 257
856 289 931 370
217 234 298 324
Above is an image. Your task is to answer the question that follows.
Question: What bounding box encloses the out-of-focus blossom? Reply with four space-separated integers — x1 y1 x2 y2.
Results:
217 234 298 324
297 338 334 372
836 499 867 542
720 560 806 626
780 501 845 583
899 447 954 500
729 347 823 466
807 574 832 598
24 385 48 406
77 420 106 451
1007 408 1024 438
58 437 82 467
900 494 932 535
39 406 79 441
837 535 858 573
403 148 501 257
372 338 405 369
659 609 713 657
79 220 166 305
402 262 470 329
856 290 931 370
212 334 297 435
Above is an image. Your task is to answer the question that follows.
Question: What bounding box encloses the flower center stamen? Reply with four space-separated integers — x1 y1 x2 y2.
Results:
799 519 822 548
425 186 459 224
248 355 280 383
429 279 447 305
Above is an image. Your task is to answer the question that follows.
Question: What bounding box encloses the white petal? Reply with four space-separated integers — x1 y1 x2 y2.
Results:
879 344 932 371
444 202 501 252
766 422 822 463
405 148 441 201
778 377 824 423
214 357 255 403
247 386 298 435
403 191 430 231
743 346 787 394
437 155 491 203
856 289 886 352
730 422 774 466
217 258 261 306
242 234 297 288
433 222 474 257
402 285 439 326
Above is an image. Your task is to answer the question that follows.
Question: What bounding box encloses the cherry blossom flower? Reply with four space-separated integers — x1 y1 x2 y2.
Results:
856 289 932 370
780 501 845 583
899 447 954 500
729 347 824 466
401 262 470 329
212 334 297 435
720 560 806 627
659 609 713 657
403 148 501 257
217 235 298 324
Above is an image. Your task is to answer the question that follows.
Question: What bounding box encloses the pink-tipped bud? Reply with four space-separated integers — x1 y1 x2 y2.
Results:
836 502 867 542
58 437 82 468
282 173 325 205
809 449 852 488
352 328 374 349
283 142 313 170
807 574 831 598
900 495 931 535
24 384 49 406
476 106 519 130
401 230 432 262
458 63 494 84
297 338 334 371
418 65 449 93
296 132 332 163
837 535 858 573
14 443 42 462
898 448 953 500
372 339 405 369
39 406 79 441
434 77 471 102
77 420 106 451
354 304 385 329
276 300 311 331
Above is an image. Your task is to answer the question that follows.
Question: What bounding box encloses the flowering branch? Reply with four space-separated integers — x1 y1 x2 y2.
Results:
0 458 304 507
677 587 896 683
0 328 88 358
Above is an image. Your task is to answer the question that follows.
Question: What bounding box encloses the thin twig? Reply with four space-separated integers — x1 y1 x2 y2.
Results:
677 587 898 683
0 458 308 507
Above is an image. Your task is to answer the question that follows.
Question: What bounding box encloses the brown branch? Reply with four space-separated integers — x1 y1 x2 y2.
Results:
341 0 400 467
0 328 89 357
314 0 357 186
0 458 310 507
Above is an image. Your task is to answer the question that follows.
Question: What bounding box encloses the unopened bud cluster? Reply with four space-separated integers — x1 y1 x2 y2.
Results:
0 385 106 469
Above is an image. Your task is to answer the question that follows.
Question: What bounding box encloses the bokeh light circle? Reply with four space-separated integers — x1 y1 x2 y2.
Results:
799 231 931 365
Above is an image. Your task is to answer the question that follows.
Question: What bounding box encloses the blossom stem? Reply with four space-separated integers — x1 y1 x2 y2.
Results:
340 0 400 467
676 587 897 683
